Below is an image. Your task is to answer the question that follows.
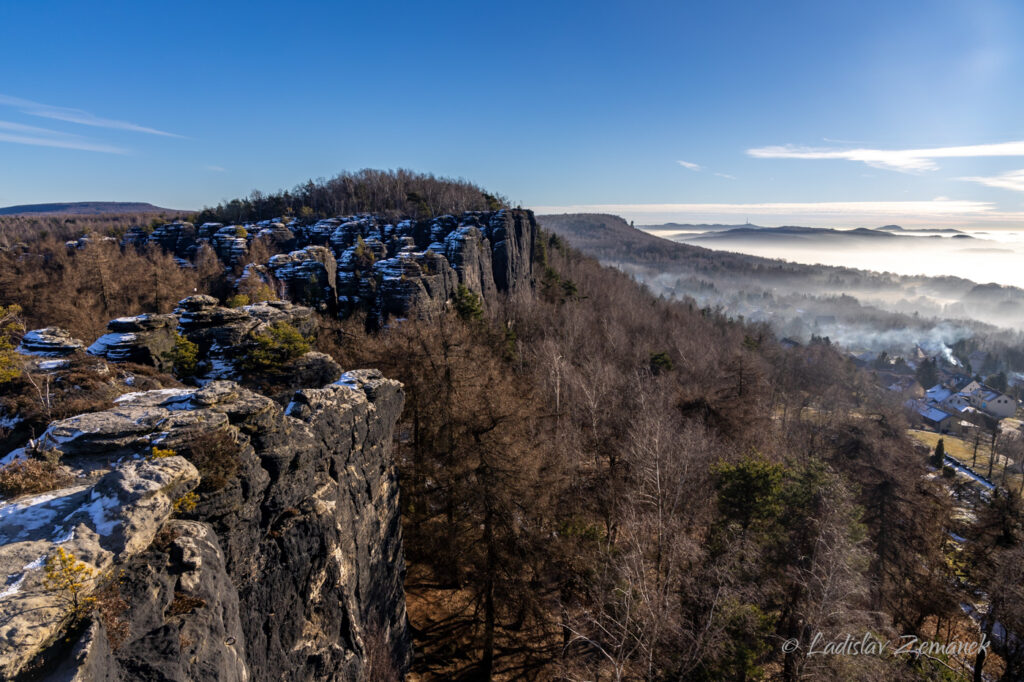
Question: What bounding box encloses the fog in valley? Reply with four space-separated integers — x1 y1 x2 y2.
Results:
541 214 1024 377
636 224 1024 373
659 225 1024 289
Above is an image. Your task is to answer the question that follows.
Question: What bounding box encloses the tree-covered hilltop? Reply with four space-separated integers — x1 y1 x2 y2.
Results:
194 168 509 224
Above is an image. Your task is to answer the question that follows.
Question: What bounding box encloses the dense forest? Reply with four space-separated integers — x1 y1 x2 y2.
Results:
1 175 1021 680
0 212 189 249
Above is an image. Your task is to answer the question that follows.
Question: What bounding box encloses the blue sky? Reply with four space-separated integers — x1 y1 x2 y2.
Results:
2 0 1024 227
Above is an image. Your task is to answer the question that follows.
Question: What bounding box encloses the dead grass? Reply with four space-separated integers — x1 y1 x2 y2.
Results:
909 429 992 462
167 592 207 617
181 430 241 493
404 563 563 681
93 577 130 649
909 429 1023 494
0 459 73 497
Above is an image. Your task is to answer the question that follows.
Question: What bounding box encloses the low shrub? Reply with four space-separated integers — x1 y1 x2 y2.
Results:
225 293 250 308
183 430 242 492
0 458 73 497
453 285 484 322
173 491 199 513
43 547 96 619
164 333 199 378
240 321 310 374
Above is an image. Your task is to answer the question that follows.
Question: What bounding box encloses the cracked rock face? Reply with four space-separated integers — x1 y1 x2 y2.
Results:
87 314 178 372
55 520 251 682
483 209 536 295
226 208 537 326
3 372 409 681
134 209 537 330
0 457 200 679
172 297 320 383
337 209 534 326
17 328 86 358
268 246 338 314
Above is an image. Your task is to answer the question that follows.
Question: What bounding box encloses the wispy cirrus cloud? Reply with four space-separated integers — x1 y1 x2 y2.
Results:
960 169 1024 193
677 159 736 179
0 94 182 138
0 119 128 154
0 120 80 136
205 165 227 172
747 140 1024 172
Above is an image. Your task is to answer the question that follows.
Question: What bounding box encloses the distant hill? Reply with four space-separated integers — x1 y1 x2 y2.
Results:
641 222 763 232
0 202 186 216
538 213 979 288
536 212 1024 348
538 214 899 269
873 224 964 234
536 212 1024 330
685 224 949 243
643 222 965 236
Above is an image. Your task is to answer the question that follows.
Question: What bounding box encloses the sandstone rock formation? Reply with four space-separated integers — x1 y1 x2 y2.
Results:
0 457 200 679
17 328 85 357
137 208 537 326
87 314 178 372
0 372 409 680
267 245 338 313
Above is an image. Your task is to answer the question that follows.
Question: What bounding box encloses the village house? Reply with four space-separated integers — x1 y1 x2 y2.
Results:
887 376 924 398
958 378 1015 417
908 378 1018 434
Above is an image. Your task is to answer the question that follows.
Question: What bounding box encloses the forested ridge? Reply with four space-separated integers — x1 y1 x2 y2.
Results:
0 174 1020 680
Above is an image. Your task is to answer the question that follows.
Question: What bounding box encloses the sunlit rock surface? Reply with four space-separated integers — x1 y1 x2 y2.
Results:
0 457 200 678
87 314 178 372
17 328 85 358
0 373 409 680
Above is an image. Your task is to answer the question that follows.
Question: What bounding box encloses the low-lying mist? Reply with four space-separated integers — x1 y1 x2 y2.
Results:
538 213 1024 374
669 227 1024 290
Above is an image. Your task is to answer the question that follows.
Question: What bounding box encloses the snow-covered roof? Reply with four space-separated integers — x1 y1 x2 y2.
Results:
918 405 953 423
926 386 952 402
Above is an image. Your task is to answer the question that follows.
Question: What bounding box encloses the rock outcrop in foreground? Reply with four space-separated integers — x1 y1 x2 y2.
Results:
0 457 199 679
0 372 409 680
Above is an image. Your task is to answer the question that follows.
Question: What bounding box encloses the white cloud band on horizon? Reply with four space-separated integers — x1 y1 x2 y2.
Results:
747 140 1024 172
530 199 1024 228
0 94 182 138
